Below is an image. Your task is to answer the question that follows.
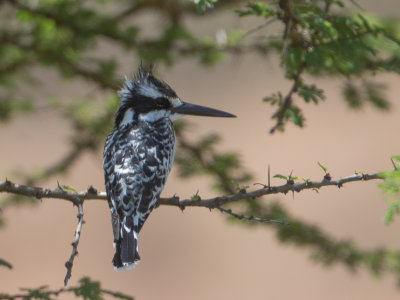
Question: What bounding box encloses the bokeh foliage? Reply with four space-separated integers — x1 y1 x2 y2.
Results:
0 277 133 300
1 0 400 298
379 156 400 225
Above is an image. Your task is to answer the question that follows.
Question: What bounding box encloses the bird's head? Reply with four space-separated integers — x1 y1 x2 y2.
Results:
114 66 235 127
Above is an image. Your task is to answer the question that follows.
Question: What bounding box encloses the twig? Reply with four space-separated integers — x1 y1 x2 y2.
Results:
217 206 290 225
390 158 398 170
64 200 84 286
241 18 277 40
0 172 381 210
269 66 304 134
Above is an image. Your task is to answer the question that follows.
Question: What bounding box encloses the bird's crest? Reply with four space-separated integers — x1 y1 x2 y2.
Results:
118 65 177 105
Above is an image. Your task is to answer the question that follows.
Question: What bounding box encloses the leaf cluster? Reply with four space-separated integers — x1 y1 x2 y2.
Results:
237 0 400 131
379 156 400 224
0 277 133 300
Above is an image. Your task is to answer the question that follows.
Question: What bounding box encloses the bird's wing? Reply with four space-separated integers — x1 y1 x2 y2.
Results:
104 134 172 235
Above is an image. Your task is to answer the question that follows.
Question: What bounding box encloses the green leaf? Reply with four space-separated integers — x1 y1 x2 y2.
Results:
298 84 325 104
364 81 390 110
62 185 77 192
263 92 282 105
317 162 328 173
72 277 102 300
0 258 13 269
273 174 287 180
342 82 362 109
384 200 399 225
285 106 304 127
237 2 275 18
191 193 201 201
232 180 250 192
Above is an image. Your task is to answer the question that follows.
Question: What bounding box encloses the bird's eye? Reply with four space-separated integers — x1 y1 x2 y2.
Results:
156 97 171 109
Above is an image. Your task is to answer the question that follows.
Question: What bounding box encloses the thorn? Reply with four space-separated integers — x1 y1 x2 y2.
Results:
268 164 271 188
57 181 64 192
86 185 97 195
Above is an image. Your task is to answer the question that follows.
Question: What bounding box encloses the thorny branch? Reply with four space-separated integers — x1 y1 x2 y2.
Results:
269 65 304 134
0 180 88 285
217 207 290 225
268 0 307 134
0 171 383 284
0 172 381 210
64 200 84 286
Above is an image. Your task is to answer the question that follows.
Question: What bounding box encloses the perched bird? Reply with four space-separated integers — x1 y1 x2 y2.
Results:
103 66 235 270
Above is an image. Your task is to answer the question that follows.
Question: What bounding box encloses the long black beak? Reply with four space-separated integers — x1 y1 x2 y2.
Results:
171 102 236 118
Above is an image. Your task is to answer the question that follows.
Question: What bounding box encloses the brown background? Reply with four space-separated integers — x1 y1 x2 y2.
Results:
1 1 400 299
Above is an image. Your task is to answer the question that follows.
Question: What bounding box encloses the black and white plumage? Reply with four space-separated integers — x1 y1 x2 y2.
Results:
103 66 235 270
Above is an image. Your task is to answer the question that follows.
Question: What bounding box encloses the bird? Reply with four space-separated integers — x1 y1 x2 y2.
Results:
103 66 235 270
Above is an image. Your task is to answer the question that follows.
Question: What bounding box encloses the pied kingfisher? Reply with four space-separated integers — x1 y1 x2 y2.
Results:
103 66 235 270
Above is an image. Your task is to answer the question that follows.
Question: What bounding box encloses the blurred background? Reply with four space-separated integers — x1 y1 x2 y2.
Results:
1 0 400 299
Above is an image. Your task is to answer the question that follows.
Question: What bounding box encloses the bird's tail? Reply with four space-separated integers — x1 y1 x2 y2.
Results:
113 226 140 271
